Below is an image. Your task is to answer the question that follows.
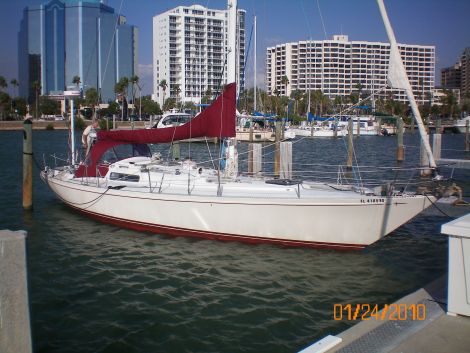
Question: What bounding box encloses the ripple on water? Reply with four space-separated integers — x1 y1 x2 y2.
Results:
0 131 462 352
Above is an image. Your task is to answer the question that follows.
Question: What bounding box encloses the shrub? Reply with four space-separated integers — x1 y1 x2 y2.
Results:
75 117 86 130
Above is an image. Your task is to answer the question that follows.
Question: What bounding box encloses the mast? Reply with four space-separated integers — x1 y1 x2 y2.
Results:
227 0 237 85
254 15 257 112
376 0 437 169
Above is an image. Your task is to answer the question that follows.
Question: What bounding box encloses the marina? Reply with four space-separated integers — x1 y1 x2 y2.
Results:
1 0 470 352
1 128 469 352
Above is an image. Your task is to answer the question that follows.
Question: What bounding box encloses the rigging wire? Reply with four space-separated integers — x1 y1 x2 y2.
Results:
101 0 125 91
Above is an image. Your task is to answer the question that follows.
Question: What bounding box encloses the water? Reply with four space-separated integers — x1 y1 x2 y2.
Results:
1 130 469 353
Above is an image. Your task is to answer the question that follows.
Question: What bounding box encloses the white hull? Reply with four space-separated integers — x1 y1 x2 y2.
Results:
236 129 275 142
454 117 470 133
42 158 434 250
290 127 347 138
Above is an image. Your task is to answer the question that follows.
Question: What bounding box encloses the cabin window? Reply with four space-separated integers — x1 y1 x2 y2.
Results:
109 173 140 182
98 144 151 165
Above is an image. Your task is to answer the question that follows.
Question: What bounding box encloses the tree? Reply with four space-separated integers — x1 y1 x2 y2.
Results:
0 76 7 91
10 79 19 98
159 79 168 106
201 88 212 104
129 75 139 114
281 75 289 96
354 82 363 104
39 96 60 115
85 88 99 119
162 97 176 112
290 89 303 115
441 89 458 119
114 77 130 120
72 75 81 88
13 97 27 118
141 95 162 116
171 84 181 107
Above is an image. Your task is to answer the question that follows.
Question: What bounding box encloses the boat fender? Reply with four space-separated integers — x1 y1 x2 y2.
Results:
175 169 181 175
198 168 203 174
108 185 126 190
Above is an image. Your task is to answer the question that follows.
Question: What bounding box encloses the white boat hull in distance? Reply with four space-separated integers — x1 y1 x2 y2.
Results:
454 117 470 133
290 127 347 138
42 170 434 250
236 129 275 142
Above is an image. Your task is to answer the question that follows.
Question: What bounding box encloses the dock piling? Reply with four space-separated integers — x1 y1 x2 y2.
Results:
274 121 282 177
280 142 292 180
248 143 262 176
347 118 353 169
22 119 33 211
396 117 404 162
466 120 469 152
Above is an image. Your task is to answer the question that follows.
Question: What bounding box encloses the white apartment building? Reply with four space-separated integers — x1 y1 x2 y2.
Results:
152 4 245 106
266 35 435 104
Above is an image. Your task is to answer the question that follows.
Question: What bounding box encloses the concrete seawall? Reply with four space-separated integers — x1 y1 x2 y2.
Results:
0 120 147 131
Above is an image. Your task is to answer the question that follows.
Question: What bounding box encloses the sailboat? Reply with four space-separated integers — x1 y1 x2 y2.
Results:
41 0 437 250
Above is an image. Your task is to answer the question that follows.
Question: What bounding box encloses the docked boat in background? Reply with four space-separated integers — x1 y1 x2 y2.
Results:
453 116 470 133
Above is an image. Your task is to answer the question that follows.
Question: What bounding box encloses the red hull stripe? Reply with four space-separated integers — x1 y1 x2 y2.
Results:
69 205 366 251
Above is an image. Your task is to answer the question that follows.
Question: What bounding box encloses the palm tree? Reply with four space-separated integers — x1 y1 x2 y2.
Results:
172 84 181 107
85 88 99 119
281 75 289 97
129 75 139 114
72 75 81 89
0 76 7 91
114 77 130 120
290 89 303 115
159 79 168 106
10 79 19 98
354 82 363 104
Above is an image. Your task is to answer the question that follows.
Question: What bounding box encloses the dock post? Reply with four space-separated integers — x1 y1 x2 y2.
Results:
172 141 180 160
280 141 292 180
347 118 353 169
0 230 33 353
376 117 382 135
249 126 254 142
113 114 116 130
410 116 415 134
420 137 432 176
274 121 282 177
23 119 33 211
433 133 442 161
356 117 360 137
466 120 469 152
436 118 442 134
333 118 338 138
396 117 404 162
248 143 262 176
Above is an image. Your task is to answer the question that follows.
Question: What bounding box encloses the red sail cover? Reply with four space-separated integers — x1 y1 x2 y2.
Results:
98 82 236 143
74 83 236 178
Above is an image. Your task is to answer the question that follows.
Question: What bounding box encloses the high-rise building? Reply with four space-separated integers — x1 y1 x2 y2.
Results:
18 0 138 103
460 47 470 97
266 35 435 104
441 63 461 89
152 4 245 106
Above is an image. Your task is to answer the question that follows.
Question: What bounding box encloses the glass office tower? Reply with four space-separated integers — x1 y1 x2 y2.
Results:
18 0 138 103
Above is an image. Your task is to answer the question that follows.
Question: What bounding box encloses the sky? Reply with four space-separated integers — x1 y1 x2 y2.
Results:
1 0 469 96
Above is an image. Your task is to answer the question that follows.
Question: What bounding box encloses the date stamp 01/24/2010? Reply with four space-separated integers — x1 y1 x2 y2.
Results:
333 303 426 321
